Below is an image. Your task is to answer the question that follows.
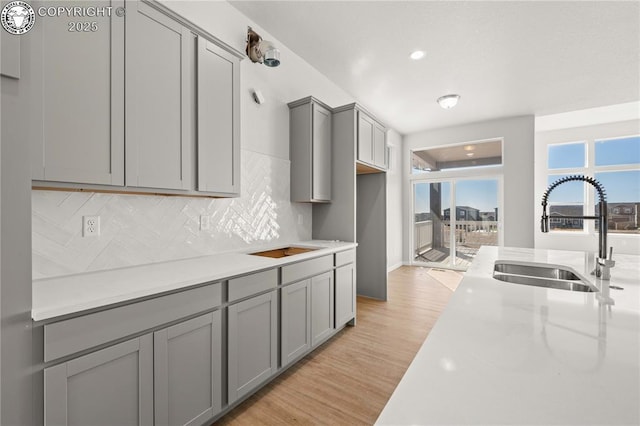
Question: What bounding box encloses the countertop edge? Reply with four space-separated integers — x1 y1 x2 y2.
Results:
33 240 357 322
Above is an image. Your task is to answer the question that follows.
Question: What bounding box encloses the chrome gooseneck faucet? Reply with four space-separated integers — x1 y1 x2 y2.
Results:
541 175 615 280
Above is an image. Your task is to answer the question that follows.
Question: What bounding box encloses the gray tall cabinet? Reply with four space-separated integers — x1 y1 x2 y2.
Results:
29 0 242 197
289 99 388 300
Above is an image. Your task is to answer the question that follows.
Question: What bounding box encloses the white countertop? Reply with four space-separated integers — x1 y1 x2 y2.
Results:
377 246 640 426
32 240 356 322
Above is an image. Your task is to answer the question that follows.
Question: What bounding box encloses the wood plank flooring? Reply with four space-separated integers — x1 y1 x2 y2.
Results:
215 266 462 425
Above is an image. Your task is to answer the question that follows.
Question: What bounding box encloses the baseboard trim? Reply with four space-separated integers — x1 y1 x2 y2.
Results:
387 262 404 273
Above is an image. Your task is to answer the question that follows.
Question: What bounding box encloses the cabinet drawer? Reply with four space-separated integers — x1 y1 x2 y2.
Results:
335 249 355 267
282 255 333 285
228 269 278 303
44 282 221 362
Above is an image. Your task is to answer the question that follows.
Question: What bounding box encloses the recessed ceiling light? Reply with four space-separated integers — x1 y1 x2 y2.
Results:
463 145 475 151
410 50 425 60
466 152 475 157
437 94 460 109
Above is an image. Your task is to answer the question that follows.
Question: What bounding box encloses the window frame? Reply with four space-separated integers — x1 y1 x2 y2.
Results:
539 124 640 237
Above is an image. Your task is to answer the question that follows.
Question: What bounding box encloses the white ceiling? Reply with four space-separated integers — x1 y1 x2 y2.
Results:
229 1 640 135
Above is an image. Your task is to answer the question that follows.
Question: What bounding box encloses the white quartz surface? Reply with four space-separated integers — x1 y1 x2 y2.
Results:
376 246 640 425
32 240 356 322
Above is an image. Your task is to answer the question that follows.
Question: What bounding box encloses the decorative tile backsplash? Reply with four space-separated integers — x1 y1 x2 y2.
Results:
32 150 312 279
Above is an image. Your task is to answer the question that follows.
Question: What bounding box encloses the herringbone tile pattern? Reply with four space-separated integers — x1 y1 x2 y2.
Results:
32 150 311 279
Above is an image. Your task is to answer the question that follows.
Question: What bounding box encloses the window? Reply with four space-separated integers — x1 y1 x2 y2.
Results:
412 139 502 174
545 135 640 235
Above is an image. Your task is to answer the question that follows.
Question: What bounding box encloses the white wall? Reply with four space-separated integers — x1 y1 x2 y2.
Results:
535 102 640 255
386 129 403 271
32 1 361 278
403 116 535 263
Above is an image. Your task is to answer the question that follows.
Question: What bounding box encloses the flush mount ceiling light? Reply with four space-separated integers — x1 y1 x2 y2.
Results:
437 94 460 109
410 50 425 60
246 27 280 67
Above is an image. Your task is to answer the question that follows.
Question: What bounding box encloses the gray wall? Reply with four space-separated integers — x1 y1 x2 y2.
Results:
403 116 535 262
386 129 403 271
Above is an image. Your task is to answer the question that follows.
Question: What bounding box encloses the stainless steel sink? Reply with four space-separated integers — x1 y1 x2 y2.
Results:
493 261 598 293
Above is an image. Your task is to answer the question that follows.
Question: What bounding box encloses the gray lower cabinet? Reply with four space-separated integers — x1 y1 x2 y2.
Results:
154 311 222 426
125 1 194 190
227 290 278 404
335 263 356 327
197 37 241 196
44 334 154 426
311 271 335 346
281 279 312 367
30 0 125 185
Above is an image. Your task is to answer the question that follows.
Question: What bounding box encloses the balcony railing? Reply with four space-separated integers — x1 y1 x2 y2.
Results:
415 220 498 257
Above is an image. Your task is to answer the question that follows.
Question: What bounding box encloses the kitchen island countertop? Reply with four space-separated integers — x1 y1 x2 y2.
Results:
32 240 356 322
376 246 639 425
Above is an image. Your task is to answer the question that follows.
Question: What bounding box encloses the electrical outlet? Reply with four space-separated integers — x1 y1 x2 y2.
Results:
200 215 211 231
83 215 100 237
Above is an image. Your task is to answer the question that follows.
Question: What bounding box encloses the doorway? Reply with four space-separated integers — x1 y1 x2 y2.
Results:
412 177 501 270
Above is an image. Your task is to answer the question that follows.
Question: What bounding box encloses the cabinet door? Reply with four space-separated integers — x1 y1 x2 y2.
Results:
373 122 387 169
281 279 311 367
228 291 278 403
335 263 356 327
154 311 222 426
44 335 153 426
197 37 240 195
312 103 332 201
31 0 125 185
126 2 193 190
357 111 374 165
311 271 335 346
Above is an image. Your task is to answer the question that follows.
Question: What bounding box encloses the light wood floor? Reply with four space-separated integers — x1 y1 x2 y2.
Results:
215 266 463 425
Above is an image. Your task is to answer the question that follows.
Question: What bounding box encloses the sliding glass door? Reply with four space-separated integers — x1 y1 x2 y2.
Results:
413 178 501 270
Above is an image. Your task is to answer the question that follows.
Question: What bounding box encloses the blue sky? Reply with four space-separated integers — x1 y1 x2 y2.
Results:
547 136 640 204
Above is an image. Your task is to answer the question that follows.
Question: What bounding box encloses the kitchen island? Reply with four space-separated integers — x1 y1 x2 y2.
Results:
376 246 639 425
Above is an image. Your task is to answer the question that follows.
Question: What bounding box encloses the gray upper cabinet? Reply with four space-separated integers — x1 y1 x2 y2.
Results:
373 122 387 169
197 37 241 196
31 0 125 186
154 311 222 426
1 27 21 79
289 97 332 202
356 108 387 171
44 334 153 426
228 290 278 404
357 111 375 166
125 1 193 190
